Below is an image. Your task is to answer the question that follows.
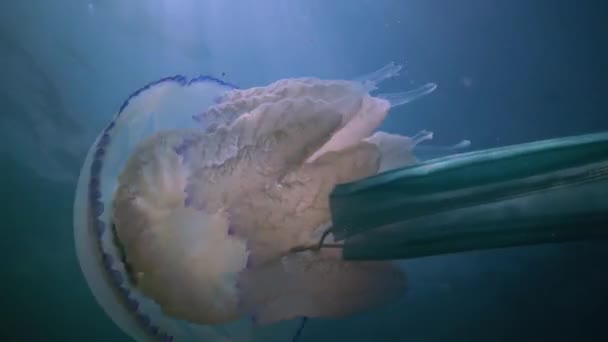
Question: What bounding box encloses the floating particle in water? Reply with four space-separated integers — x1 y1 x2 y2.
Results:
461 76 473 87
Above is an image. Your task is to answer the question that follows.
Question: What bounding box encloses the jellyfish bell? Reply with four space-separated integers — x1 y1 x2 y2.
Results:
73 63 447 341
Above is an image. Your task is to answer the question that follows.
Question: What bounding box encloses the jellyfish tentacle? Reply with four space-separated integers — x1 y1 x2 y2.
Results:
377 82 437 108
364 130 470 170
410 130 434 145
418 139 472 151
365 131 425 172
354 61 403 92
414 139 472 160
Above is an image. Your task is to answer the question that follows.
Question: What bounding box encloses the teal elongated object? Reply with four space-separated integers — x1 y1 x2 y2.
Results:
328 131 608 261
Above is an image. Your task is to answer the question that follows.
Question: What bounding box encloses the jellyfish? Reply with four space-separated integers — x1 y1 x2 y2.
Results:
73 62 462 341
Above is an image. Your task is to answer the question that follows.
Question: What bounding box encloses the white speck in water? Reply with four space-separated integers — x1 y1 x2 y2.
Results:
461 76 473 87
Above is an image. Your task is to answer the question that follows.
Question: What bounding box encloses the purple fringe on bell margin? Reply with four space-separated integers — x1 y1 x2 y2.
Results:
127 297 139 311
110 269 124 285
102 253 114 269
87 123 169 341
91 159 102 177
93 219 105 238
88 74 238 341
137 312 151 328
